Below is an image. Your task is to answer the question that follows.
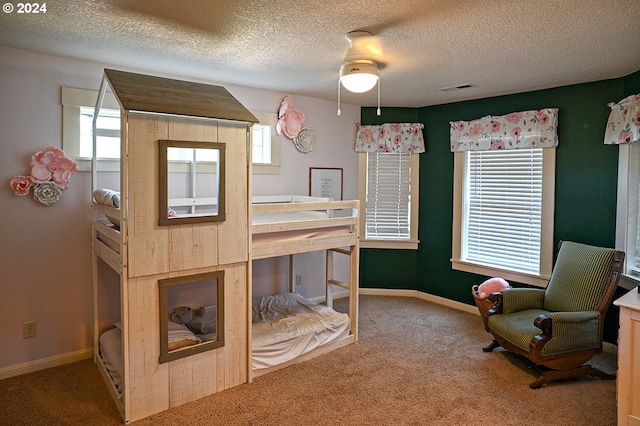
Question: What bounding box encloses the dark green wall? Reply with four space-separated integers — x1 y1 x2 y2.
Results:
359 108 421 290
624 70 640 97
361 71 640 343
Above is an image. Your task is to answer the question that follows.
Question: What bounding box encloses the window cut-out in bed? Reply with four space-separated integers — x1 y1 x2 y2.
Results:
158 140 226 226
158 271 224 364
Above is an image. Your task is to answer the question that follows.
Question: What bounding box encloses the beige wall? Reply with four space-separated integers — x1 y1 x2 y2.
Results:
0 45 360 374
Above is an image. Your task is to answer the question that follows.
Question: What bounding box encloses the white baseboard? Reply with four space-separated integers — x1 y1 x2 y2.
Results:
0 348 93 380
359 288 480 315
308 289 350 305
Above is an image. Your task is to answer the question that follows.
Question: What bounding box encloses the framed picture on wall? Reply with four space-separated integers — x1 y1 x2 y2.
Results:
309 167 343 200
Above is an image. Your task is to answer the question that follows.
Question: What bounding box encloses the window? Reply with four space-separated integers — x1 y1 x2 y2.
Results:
62 87 121 171
249 110 280 175
252 123 271 163
79 106 120 158
358 152 420 249
615 143 640 289
451 148 555 287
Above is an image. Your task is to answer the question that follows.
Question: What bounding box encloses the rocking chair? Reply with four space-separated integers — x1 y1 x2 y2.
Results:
483 241 624 388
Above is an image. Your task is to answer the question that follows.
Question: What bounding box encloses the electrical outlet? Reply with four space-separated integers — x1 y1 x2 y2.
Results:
295 274 303 286
23 321 36 338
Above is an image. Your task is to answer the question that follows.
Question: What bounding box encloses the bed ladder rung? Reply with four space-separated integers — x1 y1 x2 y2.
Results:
328 279 349 290
326 247 353 309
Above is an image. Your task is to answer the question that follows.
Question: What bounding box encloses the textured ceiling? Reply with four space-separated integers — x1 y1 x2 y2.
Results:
1 0 639 107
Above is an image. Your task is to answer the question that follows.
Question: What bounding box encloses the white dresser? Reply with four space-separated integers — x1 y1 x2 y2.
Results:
614 289 640 426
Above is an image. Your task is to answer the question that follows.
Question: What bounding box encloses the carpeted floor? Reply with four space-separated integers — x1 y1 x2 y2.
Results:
0 295 617 425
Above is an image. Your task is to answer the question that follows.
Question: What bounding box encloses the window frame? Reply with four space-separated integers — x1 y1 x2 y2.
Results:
250 110 280 175
358 151 420 250
451 148 556 287
615 143 640 290
62 87 121 172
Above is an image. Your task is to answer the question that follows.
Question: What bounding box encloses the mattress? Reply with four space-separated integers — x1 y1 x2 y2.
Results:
252 210 327 225
251 293 350 370
251 204 354 247
98 319 209 394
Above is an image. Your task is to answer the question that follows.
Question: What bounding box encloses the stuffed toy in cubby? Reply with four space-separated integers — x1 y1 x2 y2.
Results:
169 306 209 334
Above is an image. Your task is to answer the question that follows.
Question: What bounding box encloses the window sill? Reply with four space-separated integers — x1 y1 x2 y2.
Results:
253 163 280 175
360 239 419 250
451 259 550 288
620 274 640 291
75 158 119 172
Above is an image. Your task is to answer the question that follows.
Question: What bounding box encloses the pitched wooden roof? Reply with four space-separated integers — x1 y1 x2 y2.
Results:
104 69 258 123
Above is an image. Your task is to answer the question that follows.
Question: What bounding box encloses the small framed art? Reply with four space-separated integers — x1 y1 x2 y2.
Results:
309 167 343 200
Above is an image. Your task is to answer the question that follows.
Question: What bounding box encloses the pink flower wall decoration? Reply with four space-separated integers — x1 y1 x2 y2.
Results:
275 95 305 139
9 146 78 205
10 175 33 196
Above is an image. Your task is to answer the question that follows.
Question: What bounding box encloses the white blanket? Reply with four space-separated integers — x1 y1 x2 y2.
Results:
252 293 350 369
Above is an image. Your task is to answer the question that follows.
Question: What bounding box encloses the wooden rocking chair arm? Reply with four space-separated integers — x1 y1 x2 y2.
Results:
487 292 504 315
534 314 553 335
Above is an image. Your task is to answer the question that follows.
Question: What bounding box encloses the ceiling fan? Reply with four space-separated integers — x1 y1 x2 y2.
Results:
337 30 383 116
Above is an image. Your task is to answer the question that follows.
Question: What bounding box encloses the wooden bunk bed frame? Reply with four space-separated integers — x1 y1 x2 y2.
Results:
248 195 360 378
91 69 257 424
91 202 125 417
91 70 360 423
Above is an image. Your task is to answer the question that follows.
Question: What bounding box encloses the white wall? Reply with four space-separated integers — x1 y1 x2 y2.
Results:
0 45 360 373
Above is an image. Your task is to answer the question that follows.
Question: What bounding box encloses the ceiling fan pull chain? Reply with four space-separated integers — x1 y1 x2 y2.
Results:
337 79 342 116
377 78 381 116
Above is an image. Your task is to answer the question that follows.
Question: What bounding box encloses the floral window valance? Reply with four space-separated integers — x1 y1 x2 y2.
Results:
449 108 559 152
603 94 640 145
355 123 425 153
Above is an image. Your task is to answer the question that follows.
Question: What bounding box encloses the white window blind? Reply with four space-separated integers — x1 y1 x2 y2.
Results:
633 147 640 275
463 148 543 275
365 152 411 240
617 143 640 279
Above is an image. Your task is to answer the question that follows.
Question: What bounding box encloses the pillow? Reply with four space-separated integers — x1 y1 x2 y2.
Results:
93 189 121 229
93 189 120 208
198 305 217 333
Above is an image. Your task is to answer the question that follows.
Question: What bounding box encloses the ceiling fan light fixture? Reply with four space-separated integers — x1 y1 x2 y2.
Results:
337 30 382 116
339 60 379 93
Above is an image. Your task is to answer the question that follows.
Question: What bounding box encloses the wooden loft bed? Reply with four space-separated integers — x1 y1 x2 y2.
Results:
249 195 360 378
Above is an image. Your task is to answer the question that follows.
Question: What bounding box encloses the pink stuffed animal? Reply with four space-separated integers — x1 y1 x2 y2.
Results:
476 277 510 299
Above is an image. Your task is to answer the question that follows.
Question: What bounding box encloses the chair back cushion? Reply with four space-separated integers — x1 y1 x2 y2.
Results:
543 241 616 312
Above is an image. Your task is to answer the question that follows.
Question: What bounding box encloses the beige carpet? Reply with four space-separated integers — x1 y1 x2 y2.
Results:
0 295 617 425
